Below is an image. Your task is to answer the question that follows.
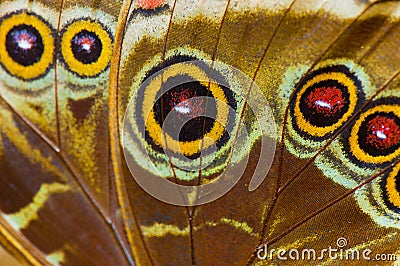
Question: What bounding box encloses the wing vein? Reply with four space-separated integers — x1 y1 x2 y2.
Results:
246 1 383 264
264 159 399 247
278 20 400 194
54 0 64 150
195 1 232 264
108 0 154 265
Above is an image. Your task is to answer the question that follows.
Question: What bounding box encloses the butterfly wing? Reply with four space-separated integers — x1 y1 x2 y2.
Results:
116 0 400 264
0 0 131 264
1 0 400 265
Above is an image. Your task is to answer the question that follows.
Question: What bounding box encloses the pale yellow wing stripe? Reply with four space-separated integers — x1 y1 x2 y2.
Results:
0 106 62 178
2 183 70 231
141 223 190 238
141 217 258 238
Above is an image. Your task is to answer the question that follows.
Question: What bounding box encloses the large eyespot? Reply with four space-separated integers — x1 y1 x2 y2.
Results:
291 64 361 139
60 19 112 77
124 54 241 181
0 11 54 80
349 102 400 164
122 48 276 183
140 60 236 159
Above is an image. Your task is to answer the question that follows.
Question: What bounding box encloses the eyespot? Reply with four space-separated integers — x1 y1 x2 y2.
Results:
349 103 400 164
291 64 362 139
381 163 400 214
122 48 267 181
355 162 400 229
0 11 54 80
60 19 112 77
139 57 236 159
284 60 369 159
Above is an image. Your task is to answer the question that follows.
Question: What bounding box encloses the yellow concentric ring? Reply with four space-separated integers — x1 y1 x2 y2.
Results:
294 72 358 137
61 19 112 77
0 12 54 80
386 163 400 210
142 63 230 156
349 105 400 164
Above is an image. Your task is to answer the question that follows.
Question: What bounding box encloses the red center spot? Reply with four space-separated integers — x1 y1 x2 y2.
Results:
169 88 205 119
135 0 167 9
366 115 400 151
306 87 345 117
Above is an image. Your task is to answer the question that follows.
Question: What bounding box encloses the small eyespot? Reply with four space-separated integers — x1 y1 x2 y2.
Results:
70 30 102 64
349 102 400 164
0 11 54 80
60 19 112 77
6 25 43 66
291 65 362 139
